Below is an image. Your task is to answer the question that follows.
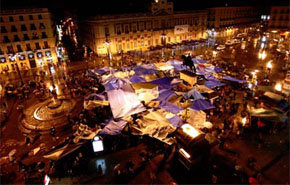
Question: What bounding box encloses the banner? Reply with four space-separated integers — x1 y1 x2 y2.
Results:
174 25 189 35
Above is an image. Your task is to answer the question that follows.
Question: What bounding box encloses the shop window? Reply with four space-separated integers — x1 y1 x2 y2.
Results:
29 15 33 20
41 32 48 38
38 14 43 19
0 17 3 22
26 43 32 51
19 16 24 21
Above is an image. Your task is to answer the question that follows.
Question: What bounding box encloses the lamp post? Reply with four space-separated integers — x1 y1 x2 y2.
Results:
104 38 112 67
10 53 24 86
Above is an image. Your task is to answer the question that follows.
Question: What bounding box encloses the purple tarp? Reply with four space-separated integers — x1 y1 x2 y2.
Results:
183 89 204 100
205 74 219 82
204 80 225 89
99 119 127 135
168 115 183 128
105 78 129 91
151 77 180 89
96 67 112 75
129 75 146 83
223 75 246 83
166 60 186 71
159 101 183 114
155 89 175 101
133 64 158 75
190 99 215 111
84 93 107 101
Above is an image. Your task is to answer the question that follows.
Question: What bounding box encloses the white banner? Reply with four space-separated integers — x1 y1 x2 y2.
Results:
174 25 189 35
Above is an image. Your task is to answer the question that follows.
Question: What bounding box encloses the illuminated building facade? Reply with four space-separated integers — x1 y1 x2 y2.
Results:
80 0 207 55
268 6 289 30
0 8 57 73
207 6 261 38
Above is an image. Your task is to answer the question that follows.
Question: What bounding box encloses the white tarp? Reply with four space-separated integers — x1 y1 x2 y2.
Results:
179 108 207 129
154 62 174 71
193 85 214 94
130 109 176 144
131 82 159 104
107 83 146 118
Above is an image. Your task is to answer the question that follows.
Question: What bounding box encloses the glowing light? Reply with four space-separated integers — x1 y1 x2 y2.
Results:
275 83 282 91
248 83 252 89
179 148 191 159
272 30 277 33
213 51 217 57
261 36 266 42
267 61 272 69
181 124 201 138
242 117 247 126
260 43 265 49
258 51 266 60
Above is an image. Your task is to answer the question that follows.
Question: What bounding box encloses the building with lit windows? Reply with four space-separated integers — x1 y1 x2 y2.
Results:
80 0 207 56
207 6 261 39
0 8 57 73
268 6 290 30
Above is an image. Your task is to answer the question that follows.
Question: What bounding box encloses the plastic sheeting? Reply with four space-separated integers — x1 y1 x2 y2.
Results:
84 94 109 110
166 60 186 71
223 75 246 83
204 80 225 89
105 78 129 91
131 82 159 103
96 67 112 75
183 89 205 100
129 75 146 83
190 99 215 111
99 119 128 135
168 115 183 128
159 101 183 114
151 77 181 90
154 62 174 71
155 89 175 101
107 83 146 118
133 64 158 75
193 85 214 94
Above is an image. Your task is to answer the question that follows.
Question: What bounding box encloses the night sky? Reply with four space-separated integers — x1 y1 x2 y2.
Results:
1 0 288 18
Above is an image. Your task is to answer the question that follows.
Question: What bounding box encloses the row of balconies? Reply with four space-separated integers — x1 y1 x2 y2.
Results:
2 33 48 43
0 23 46 33
1 46 51 55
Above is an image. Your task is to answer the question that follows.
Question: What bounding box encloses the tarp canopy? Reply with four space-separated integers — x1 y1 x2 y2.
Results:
84 93 109 110
107 83 146 118
99 119 128 135
193 85 215 94
215 67 224 73
205 74 219 82
154 62 174 71
84 93 107 101
168 95 193 109
113 70 135 79
130 109 176 144
159 101 183 114
96 67 112 75
204 80 225 89
129 75 146 83
131 82 159 103
166 60 186 71
223 75 246 83
179 109 208 129
155 89 176 102
151 77 181 89
105 78 129 91
168 115 183 128
264 91 284 102
190 99 215 111
184 89 204 100
133 64 158 75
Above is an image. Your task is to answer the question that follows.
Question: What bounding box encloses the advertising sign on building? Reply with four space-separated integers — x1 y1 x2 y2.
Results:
174 25 189 35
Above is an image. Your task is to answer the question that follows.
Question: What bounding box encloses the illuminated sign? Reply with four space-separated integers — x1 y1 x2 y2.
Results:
0 57 6 63
19 55 25 60
45 51 51 57
28 53 34 59
92 136 104 152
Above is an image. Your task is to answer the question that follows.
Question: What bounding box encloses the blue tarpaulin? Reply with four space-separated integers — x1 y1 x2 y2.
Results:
159 101 183 114
99 119 128 135
214 67 224 73
133 64 158 75
183 89 204 100
105 78 129 91
166 60 186 71
223 76 246 83
96 67 111 75
204 80 225 89
156 89 175 101
151 77 180 89
205 74 219 82
168 115 183 128
129 75 146 83
190 99 215 111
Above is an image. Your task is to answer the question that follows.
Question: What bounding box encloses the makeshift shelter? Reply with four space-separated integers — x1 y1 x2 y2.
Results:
104 78 129 91
204 80 225 89
159 101 183 114
223 75 246 83
151 77 181 90
129 75 146 83
154 62 174 71
131 82 159 103
133 64 158 75
183 89 204 100
107 82 146 118
96 67 113 75
180 70 197 86
190 99 215 111
179 109 209 129
168 95 193 109
155 89 176 102
113 70 135 79
99 119 128 135
193 85 214 94
130 109 176 144
84 93 109 110
168 115 183 128
166 60 186 71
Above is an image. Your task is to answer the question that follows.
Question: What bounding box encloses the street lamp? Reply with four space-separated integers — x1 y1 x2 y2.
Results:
104 38 112 67
9 53 24 85
266 61 272 74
